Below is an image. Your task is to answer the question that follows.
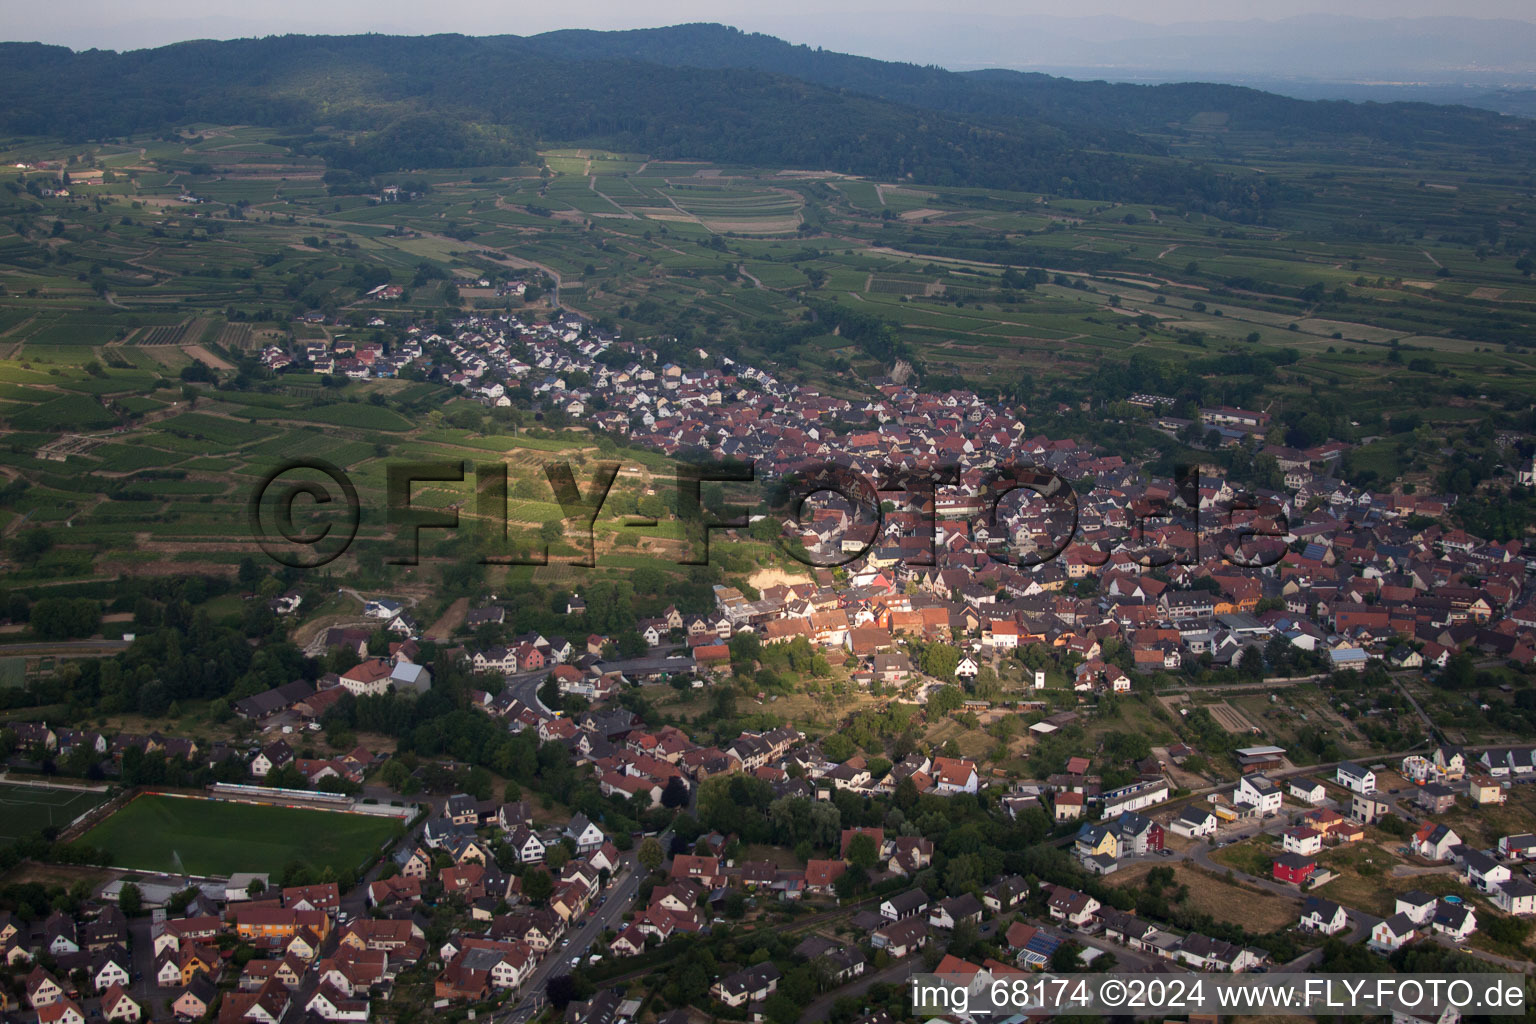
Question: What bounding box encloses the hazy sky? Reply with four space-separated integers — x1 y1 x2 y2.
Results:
4 0 1535 53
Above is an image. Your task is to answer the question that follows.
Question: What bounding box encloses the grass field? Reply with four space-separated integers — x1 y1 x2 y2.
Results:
1111 859 1301 933
0 783 109 843
75 794 402 875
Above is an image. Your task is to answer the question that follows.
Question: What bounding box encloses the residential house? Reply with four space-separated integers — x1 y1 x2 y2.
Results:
1411 824 1462 862
1336 762 1376 795
1298 897 1349 935
709 964 780 1008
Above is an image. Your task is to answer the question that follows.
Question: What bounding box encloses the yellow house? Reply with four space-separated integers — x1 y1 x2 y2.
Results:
1075 825 1119 859
1469 776 1506 805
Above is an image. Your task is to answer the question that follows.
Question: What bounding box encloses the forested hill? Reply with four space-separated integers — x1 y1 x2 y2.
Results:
0 28 1531 209
525 23 1531 150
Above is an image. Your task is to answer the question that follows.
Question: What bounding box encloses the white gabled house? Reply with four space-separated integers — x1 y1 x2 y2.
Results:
1430 899 1476 941
1461 849 1511 894
1335 762 1376 795
1495 878 1536 916
1299 896 1349 936
1370 912 1418 953
1287 778 1326 804
1170 806 1217 839
1411 824 1462 862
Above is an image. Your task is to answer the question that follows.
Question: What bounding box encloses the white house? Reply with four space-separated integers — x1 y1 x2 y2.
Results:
1370 912 1418 952
1045 886 1100 927
1494 878 1536 916
1335 762 1376 795
1100 779 1169 818
1461 849 1511 894
364 598 404 619
1235 773 1283 815
1394 891 1437 926
1282 827 1324 857
1287 778 1327 804
1430 900 1476 941
101 986 141 1023
1298 897 1349 936
709 964 780 1008
1170 806 1217 839
1411 824 1462 862
92 956 131 993
931 757 979 795
564 814 605 854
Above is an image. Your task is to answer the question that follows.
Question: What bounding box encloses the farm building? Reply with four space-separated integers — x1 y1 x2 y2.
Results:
1234 746 1287 772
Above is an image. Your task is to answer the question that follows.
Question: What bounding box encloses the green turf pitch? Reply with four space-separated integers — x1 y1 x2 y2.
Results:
0 783 108 842
74 794 402 875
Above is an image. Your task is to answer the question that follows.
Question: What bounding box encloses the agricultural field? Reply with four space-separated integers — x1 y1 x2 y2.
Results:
0 123 1534 592
74 794 402 876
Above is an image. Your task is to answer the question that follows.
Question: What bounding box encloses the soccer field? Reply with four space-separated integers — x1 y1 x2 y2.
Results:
74 794 403 876
0 783 109 843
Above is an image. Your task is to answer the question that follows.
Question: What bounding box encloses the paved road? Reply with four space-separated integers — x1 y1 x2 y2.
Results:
798 957 918 1024
503 836 656 1024
502 668 556 715
499 644 692 715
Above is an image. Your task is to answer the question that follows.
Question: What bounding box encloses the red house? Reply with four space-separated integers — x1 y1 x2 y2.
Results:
515 644 545 672
1272 852 1316 885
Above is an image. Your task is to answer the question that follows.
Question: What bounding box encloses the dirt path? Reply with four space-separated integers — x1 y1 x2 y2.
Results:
426 597 469 641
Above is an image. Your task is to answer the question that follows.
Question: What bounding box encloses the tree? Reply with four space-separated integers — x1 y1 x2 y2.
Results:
929 685 963 716
845 831 879 870
1440 651 1475 690
765 993 799 1024
1050 942 1085 973
821 732 856 762
545 974 578 1010
522 867 554 904
118 882 143 916
661 776 689 809
638 836 663 874
920 643 960 681
614 630 647 659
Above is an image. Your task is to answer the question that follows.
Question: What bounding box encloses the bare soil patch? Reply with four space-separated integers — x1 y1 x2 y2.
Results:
699 216 802 234
182 344 234 371
1208 701 1257 734
427 597 469 641
749 565 812 590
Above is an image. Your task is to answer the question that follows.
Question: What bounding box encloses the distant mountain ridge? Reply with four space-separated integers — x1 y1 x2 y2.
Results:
519 23 1524 144
0 25 1532 214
